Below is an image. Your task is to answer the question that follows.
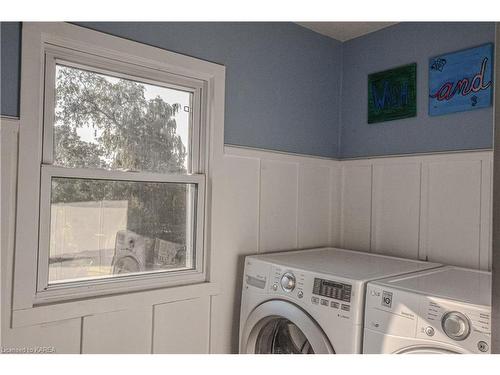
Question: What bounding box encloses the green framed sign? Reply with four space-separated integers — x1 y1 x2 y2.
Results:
368 63 417 124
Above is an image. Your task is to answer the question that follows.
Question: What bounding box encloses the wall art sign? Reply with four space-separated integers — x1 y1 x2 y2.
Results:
429 43 493 116
368 63 417 124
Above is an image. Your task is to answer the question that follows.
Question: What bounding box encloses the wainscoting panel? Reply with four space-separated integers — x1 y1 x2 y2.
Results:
259 159 299 252
153 297 210 353
82 308 153 354
421 158 483 268
339 151 492 271
480 156 493 270
2 319 81 354
298 163 331 249
340 163 372 252
330 164 342 246
1 117 19 350
371 161 421 259
209 154 260 353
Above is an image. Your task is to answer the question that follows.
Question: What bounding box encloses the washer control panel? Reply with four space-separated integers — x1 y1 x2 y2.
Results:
280 272 296 292
270 266 305 299
268 265 353 320
313 278 352 303
310 278 353 316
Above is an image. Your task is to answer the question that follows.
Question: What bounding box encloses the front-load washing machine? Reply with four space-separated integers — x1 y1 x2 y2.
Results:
363 266 491 354
239 247 441 354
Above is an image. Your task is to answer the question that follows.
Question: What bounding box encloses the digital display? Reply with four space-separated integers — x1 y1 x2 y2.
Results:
313 278 352 302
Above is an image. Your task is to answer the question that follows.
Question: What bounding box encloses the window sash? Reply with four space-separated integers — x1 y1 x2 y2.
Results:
42 45 205 174
36 164 206 303
41 164 206 184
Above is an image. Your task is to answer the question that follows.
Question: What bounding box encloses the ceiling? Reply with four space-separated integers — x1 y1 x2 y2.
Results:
296 22 398 42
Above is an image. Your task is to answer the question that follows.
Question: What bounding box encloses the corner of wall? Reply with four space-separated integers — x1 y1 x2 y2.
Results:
337 41 344 159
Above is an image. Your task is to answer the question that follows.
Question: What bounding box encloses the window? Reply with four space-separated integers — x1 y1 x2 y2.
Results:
39 50 206 295
39 53 206 290
13 23 226 305
38 50 206 296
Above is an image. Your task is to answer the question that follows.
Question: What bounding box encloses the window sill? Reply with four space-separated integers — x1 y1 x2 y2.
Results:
11 281 220 328
34 268 207 305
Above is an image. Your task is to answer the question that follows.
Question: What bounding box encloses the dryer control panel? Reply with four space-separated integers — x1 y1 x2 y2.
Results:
414 297 491 353
365 283 491 354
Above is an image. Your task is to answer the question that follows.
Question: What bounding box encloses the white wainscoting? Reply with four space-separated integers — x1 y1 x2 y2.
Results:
82 308 153 354
209 146 341 353
209 147 492 352
340 163 372 252
260 159 299 251
2 118 83 354
3 319 82 354
1 117 218 354
1 116 493 353
153 296 211 354
340 151 493 270
372 160 421 259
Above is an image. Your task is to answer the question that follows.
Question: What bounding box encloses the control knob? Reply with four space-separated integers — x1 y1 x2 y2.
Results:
280 272 296 292
441 311 470 341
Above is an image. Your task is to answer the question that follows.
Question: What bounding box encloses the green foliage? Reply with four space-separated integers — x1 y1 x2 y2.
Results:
53 65 189 244
54 65 187 173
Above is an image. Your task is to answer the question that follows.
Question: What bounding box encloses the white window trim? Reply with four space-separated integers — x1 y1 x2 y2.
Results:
13 22 225 310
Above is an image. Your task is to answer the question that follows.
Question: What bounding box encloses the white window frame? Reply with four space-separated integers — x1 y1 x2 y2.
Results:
13 23 225 308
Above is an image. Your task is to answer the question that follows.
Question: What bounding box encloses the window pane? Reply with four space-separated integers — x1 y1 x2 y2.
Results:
54 64 192 173
48 177 196 284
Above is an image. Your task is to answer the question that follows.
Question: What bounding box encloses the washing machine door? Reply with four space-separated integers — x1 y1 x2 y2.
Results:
240 300 334 354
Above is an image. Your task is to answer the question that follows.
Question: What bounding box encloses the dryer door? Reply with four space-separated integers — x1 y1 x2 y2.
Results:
240 300 334 354
395 346 466 354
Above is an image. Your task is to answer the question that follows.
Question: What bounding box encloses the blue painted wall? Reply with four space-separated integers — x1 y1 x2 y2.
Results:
340 22 495 158
0 22 343 158
1 22 21 118
1 22 496 158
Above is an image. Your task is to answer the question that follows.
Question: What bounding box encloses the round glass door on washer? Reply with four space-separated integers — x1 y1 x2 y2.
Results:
241 300 333 354
239 247 441 354
255 319 313 354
